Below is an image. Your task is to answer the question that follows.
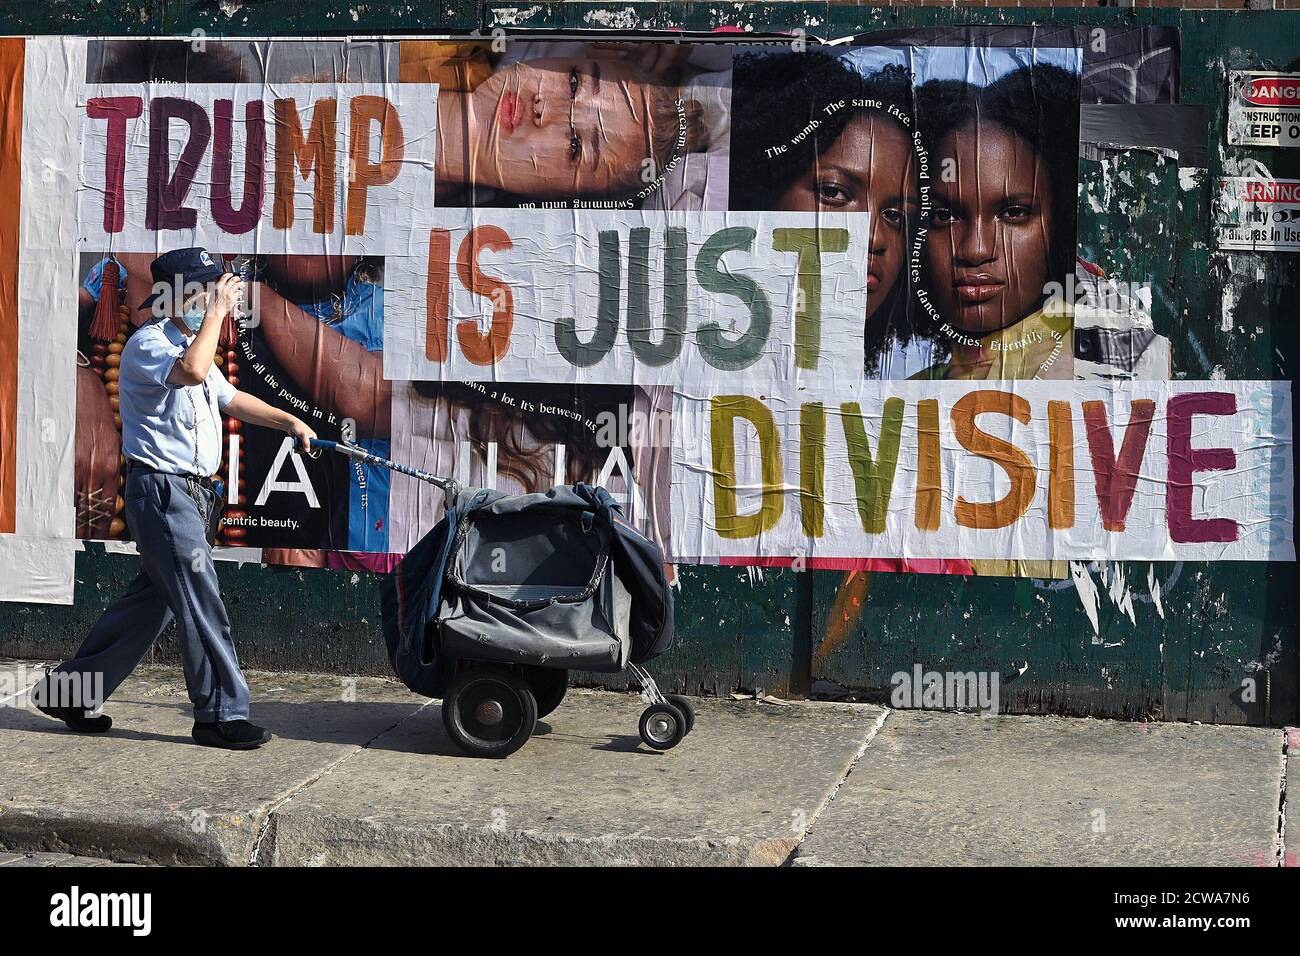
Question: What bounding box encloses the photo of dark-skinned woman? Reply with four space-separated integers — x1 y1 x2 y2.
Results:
913 64 1081 381
729 51 924 377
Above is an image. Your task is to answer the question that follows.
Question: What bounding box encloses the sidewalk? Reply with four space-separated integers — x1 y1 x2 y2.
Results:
0 660 1291 867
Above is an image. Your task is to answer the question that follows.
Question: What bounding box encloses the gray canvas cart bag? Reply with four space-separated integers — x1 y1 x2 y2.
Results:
438 492 633 672
381 482 674 700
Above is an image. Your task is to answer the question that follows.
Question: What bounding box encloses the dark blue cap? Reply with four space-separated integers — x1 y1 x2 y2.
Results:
138 247 223 313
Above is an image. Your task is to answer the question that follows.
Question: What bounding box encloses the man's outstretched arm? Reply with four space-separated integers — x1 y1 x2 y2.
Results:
223 390 317 453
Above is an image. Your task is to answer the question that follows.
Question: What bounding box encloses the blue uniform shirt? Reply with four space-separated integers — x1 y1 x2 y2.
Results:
119 319 235 476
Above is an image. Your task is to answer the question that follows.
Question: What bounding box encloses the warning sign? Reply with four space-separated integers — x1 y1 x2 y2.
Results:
1214 177 1300 252
1227 72 1300 148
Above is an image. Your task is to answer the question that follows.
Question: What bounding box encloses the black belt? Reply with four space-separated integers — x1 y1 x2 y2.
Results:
126 460 219 493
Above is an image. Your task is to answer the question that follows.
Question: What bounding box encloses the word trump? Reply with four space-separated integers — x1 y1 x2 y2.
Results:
674 380 1294 563
78 83 438 250
385 209 870 389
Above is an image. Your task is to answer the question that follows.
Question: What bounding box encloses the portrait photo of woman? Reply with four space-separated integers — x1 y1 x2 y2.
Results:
914 62 1082 381
400 40 731 210
729 49 924 378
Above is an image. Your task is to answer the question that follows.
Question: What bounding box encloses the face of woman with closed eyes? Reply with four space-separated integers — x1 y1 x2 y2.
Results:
775 114 917 318
470 58 660 200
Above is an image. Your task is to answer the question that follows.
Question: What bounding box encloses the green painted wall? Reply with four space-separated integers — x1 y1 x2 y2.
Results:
0 3 1294 724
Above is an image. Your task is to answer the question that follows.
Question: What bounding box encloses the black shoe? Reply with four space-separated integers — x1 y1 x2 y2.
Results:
29 678 112 734
192 719 273 750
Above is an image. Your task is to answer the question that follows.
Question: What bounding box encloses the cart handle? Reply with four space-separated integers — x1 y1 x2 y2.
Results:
309 438 460 499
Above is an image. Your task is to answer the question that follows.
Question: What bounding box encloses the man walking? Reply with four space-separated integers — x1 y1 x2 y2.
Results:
31 248 316 750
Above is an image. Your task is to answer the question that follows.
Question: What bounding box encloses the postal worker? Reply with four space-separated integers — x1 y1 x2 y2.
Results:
31 248 316 750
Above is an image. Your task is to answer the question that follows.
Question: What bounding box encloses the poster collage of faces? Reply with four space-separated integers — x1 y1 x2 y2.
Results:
73 32 1174 577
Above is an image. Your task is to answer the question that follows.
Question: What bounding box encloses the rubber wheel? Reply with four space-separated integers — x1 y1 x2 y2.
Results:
523 667 568 720
442 667 537 758
665 694 696 735
639 702 687 751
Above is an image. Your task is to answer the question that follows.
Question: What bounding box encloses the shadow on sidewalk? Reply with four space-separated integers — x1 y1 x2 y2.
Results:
3 695 666 759
1 698 428 750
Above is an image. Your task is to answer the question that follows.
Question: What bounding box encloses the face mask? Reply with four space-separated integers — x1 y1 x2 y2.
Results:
181 304 206 333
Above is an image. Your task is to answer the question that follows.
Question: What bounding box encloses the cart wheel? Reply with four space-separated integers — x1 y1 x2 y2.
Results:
639 702 687 751
665 694 696 735
523 666 568 720
442 667 537 758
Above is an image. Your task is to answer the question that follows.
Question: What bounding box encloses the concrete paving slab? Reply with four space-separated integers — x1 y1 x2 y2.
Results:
2 854 65 867
0 660 45 707
263 691 883 866
0 851 141 866
0 664 427 866
797 710 1284 866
